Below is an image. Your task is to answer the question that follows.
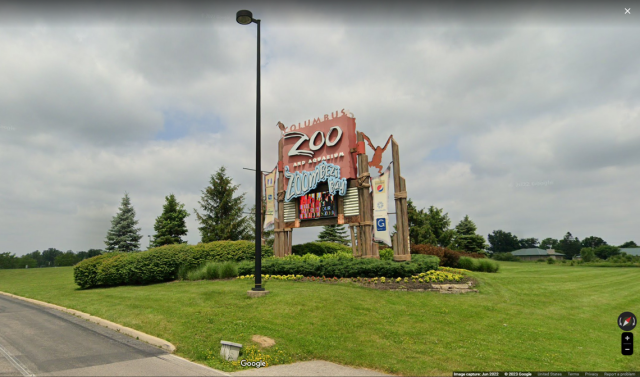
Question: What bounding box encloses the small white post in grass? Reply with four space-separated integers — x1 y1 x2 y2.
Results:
220 341 242 361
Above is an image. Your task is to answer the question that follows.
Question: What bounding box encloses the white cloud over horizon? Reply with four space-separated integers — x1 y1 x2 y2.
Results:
0 2 638 255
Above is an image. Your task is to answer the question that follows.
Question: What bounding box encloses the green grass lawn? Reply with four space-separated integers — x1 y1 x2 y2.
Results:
0 262 638 375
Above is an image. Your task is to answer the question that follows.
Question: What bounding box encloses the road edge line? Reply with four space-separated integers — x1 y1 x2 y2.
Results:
0 290 176 353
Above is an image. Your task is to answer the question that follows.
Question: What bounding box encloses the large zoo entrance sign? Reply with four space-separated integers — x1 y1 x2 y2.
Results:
268 109 411 261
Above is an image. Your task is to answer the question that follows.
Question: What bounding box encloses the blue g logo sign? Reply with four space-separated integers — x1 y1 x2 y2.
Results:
376 218 386 231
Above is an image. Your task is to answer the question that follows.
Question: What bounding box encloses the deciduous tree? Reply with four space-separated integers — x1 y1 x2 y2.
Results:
581 236 607 249
619 241 638 248
540 238 559 250
487 230 520 253
518 237 539 249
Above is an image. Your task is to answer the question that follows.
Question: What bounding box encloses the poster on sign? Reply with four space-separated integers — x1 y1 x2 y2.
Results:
299 191 336 220
371 163 392 245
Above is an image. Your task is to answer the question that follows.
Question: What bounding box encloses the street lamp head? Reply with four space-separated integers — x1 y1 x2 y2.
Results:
236 10 254 25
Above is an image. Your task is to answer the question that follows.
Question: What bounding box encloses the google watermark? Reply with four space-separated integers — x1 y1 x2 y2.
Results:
0 126 16 131
240 360 266 368
509 180 554 188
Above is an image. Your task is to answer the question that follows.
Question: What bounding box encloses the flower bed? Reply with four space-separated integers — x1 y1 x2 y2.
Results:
237 267 475 292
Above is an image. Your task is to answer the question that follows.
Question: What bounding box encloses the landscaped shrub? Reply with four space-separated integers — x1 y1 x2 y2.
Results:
547 257 555 264
177 264 190 280
410 244 484 268
580 248 596 262
73 252 124 289
219 261 238 278
204 262 220 280
187 268 206 281
477 258 500 272
292 242 352 257
456 256 475 271
237 255 439 278
379 248 393 261
457 257 500 273
180 261 240 281
280 252 352 262
74 241 272 289
492 252 521 262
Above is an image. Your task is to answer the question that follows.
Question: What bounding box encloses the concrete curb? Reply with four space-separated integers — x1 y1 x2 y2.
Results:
0 290 176 353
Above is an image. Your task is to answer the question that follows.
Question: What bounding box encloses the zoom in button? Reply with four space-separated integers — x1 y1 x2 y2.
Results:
622 332 633 356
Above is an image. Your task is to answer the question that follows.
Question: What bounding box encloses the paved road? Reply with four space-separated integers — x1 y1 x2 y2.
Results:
0 294 227 376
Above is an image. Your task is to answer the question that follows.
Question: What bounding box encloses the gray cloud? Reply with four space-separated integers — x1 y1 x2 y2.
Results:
0 3 639 255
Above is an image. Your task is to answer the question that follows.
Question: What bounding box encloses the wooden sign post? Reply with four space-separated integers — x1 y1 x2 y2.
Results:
391 138 411 261
356 131 375 258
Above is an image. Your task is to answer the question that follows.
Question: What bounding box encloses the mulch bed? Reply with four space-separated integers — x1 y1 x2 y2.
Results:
283 276 478 293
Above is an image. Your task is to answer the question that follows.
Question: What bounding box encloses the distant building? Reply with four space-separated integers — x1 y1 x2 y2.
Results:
511 248 565 261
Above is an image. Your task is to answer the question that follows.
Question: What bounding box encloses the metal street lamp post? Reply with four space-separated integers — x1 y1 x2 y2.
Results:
236 9 266 294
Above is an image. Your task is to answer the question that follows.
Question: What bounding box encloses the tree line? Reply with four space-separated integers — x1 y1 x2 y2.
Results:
487 230 637 260
0 248 103 269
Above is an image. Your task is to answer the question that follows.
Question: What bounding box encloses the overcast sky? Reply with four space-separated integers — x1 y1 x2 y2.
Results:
1 1 638 255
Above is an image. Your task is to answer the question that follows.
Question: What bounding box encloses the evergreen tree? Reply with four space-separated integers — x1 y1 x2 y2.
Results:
150 194 190 248
194 166 251 242
317 225 350 245
105 193 143 252
450 215 487 253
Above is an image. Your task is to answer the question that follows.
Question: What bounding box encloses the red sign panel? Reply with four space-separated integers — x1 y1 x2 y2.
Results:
282 112 358 184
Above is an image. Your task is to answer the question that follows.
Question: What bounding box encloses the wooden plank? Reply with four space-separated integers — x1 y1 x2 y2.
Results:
344 215 361 224
277 138 285 257
391 138 405 257
400 176 410 258
357 226 363 257
372 242 379 259
392 233 398 256
280 217 353 228
287 229 293 256
350 225 356 256
356 131 373 258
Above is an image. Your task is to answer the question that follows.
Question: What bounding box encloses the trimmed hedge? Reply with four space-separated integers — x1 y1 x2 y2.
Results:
237 254 439 278
410 244 485 268
292 242 352 256
74 241 273 289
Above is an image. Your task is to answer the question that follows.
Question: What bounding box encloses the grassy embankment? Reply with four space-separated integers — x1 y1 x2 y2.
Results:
0 262 638 375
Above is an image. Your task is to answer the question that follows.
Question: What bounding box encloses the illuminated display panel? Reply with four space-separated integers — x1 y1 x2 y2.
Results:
299 191 336 220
